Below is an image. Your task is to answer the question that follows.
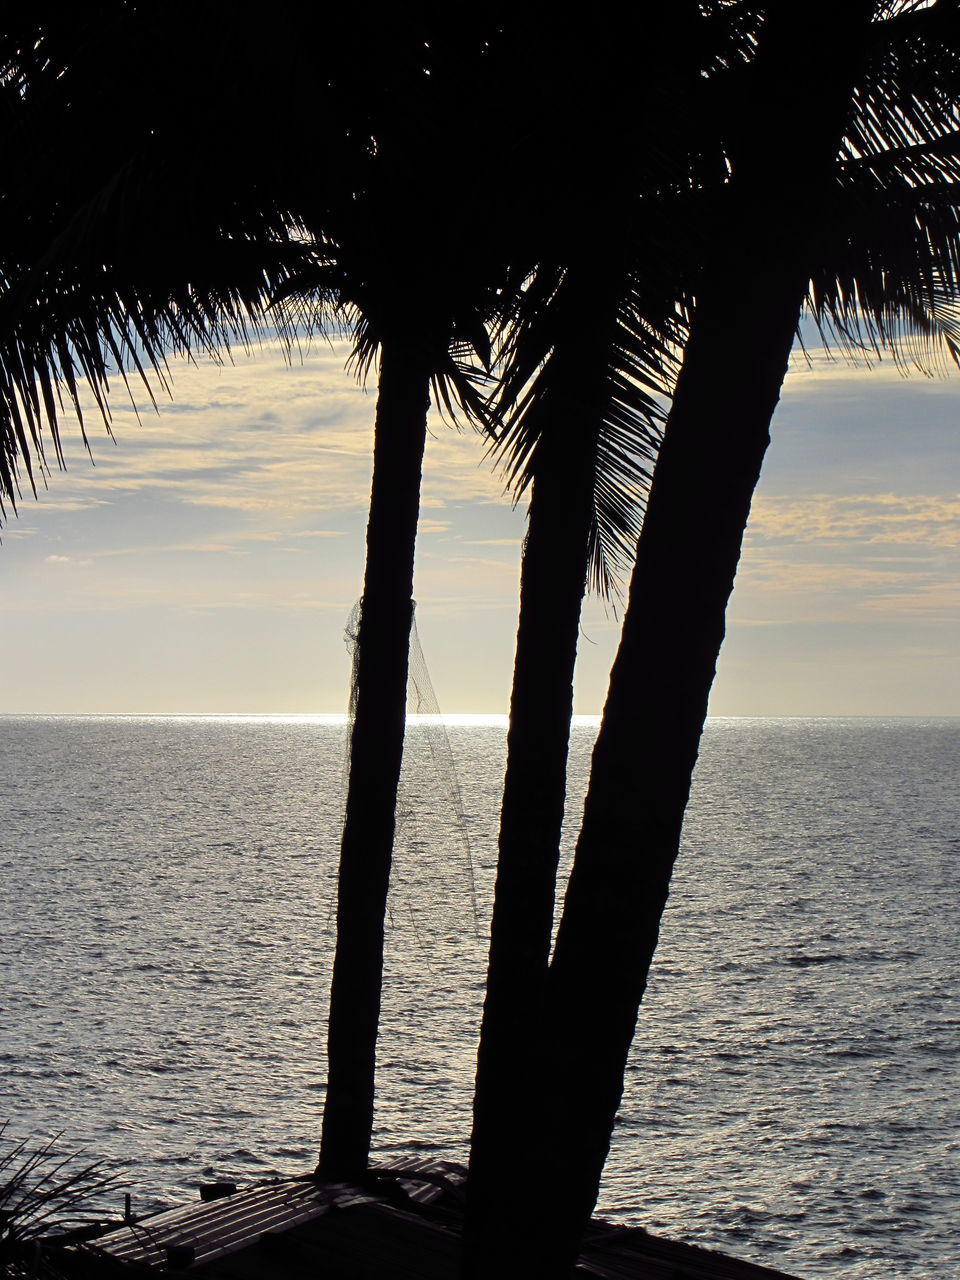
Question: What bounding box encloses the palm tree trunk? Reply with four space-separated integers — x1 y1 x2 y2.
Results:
518 6 874 1273
534 269 808 1276
464 268 638 1275
318 337 430 1181
463 393 598 1276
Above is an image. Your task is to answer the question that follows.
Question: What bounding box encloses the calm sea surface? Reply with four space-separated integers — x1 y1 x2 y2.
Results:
1 715 957 1279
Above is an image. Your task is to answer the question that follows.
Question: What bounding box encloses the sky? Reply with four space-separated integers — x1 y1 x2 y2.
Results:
1 331 959 716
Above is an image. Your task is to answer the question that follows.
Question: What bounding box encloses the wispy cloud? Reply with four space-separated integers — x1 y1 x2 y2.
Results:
6 332 960 714
785 343 960 385
748 493 960 546
859 579 960 619
45 553 93 567
39 342 507 531
733 540 959 626
739 555 928 595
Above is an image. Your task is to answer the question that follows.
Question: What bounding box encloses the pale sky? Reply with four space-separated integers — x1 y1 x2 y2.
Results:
1 331 958 715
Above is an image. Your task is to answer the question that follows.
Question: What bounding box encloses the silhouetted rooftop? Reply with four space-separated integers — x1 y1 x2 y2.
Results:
79 1157 804 1280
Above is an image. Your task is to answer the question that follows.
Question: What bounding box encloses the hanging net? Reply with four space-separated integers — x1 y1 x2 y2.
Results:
343 600 481 955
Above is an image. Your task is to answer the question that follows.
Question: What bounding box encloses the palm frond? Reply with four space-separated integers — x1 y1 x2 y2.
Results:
0 1126 117 1244
0 222 321 517
0 3 348 518
489 265 684 600
803 2 960 372
809 173 960 371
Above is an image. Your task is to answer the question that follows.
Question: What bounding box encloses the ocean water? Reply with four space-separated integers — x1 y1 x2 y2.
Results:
1 715 957 1280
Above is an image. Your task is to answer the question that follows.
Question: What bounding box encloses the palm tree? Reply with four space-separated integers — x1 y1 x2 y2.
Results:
315 308 498 1180
9 10 958 1277
309 11 533 1178
461 8 723 1266
464 261 685 1271
1 3 484 1181
1 3 509 1182
511 2 960 1272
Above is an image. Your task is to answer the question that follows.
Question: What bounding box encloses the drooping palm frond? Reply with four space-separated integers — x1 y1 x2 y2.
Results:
0 6 339 520
857 0 960 151
488 262 686 600
803 0 960 369
0 207 321 517
809 174 960 371
271 242 503 444
346 303 498 434
473 17 704 600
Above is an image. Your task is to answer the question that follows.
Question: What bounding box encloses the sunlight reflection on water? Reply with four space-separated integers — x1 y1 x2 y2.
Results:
1 716 957 1280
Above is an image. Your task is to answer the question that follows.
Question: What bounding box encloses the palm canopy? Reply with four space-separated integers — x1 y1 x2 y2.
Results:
0 5 519 520
0 2 345 515
481 0 960 605
476 3 706 601
702 0 960 363
811 0 960 367
486 0 960 573
4 1 957 510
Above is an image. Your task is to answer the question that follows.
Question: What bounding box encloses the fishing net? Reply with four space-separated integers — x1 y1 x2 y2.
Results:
342 600 481 959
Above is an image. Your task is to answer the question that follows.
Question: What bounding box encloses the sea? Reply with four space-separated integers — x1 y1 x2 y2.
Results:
1 714 957 1280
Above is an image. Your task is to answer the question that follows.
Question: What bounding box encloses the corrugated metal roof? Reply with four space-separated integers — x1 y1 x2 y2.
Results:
91 1179 374 1269
85 1158 804 1280
376 1156 467 1207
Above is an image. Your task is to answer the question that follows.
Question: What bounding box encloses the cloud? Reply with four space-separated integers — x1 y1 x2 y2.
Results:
27 496 113 514
731 540 960 626
747 493 960 547
38 341 507 529
45 554 93 567
739 555 926 595
93 541 237 558
785 344 960 386
734 489 960 625
859 580 960 619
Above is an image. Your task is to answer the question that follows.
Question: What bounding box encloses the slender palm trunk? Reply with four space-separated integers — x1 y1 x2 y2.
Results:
463 278 629 1274
318 338 431 1181
463 412 597 1276
518 6 874 1272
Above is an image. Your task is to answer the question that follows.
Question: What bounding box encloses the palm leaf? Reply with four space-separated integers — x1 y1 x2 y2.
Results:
489 264 686 600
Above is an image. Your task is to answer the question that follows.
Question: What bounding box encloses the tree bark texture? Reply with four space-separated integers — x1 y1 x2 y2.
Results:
516 5 875 1273
318 338 430 1180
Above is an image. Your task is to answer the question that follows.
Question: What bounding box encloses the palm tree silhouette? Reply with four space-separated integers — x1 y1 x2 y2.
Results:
5 7 960 1278
306 13 526 1180
0 6 315 512
464 155 694 1280
0 2 510 1184
462 7 723 1263
507 3 960 1272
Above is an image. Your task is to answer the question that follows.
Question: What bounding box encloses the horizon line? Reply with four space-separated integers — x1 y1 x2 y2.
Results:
2 711 959 722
